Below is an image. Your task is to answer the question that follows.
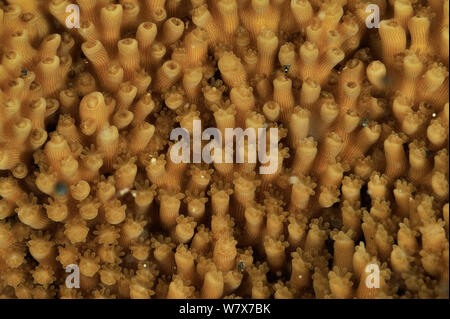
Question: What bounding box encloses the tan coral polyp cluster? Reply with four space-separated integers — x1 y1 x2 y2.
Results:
0 0 449 299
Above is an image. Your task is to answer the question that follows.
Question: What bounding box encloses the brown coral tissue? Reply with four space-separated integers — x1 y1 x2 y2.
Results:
0 0 448 300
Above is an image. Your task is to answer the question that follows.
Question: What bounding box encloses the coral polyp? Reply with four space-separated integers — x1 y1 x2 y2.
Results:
0 0 449 299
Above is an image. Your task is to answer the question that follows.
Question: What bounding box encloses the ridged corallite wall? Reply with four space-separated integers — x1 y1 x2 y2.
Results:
0 0 448 299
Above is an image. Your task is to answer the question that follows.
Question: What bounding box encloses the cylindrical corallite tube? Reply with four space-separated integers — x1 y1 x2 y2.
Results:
408 14 431 55
367 172 389 201
209 187 233 216
292 137 317 176
243 204 265 244
341 201 362 239
166 276 194 299
165 143 188 189
120 217 146 249
288 107 310 149
319 160 347 188
184 27 208 67
223 270 243 296
35 56 61 97
256 29 278 76
203 82 225 107
77 20 100 42
129 122 155 154
27 234 56 268
273 74 295 124
384 133 408 182
191 4 219 44
341 122 381 164
175 245 197 284
0 175 23 203
291 0 313 29
242 48 257 75
304 222 328 255
379 19 407 68
136 22 157 68
201 270 224 299
56 114 81 143
116 82 137 110
81 40 109 82
315 48 345 85
390 245 412 275
153 60 182 93
366 60 387 92
313 132 343 176
264 235 288 274
9 29 37 66
232 173 260 221
114 159 137 192
212 105 236 141
160 17 184 45
159 191 183 230
103 199 126 225
427 119 448 150
43 132 71 171
216 0 239 40
230 85 255 127
79 252 100 291
173 215 196 244
29 127 47 152
392 179 413 219
60 156 80 184
132 93 155 126
78 197 101 222
361 211 378 256
121 1 140 33
393 0 413 29
352 243 370 284
300 78 321 109
288 175 316 213
0 146 19 172
153 240 176 277
399 53 423 100
328 268 354 299
375 224 394 262
148 41 167 71
332 230 355 271
289 248 312 292
183 67 203 103
397 221 418 256
262 100 280 122
287 215 307 249
341 175 363 204
190 225 212 256
145 156 167 188
187 167 213 194
16 196 50 230
79 92 109 133
118 38 140 80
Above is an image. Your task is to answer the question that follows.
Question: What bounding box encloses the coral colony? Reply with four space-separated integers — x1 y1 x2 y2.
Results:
0 0 449 299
